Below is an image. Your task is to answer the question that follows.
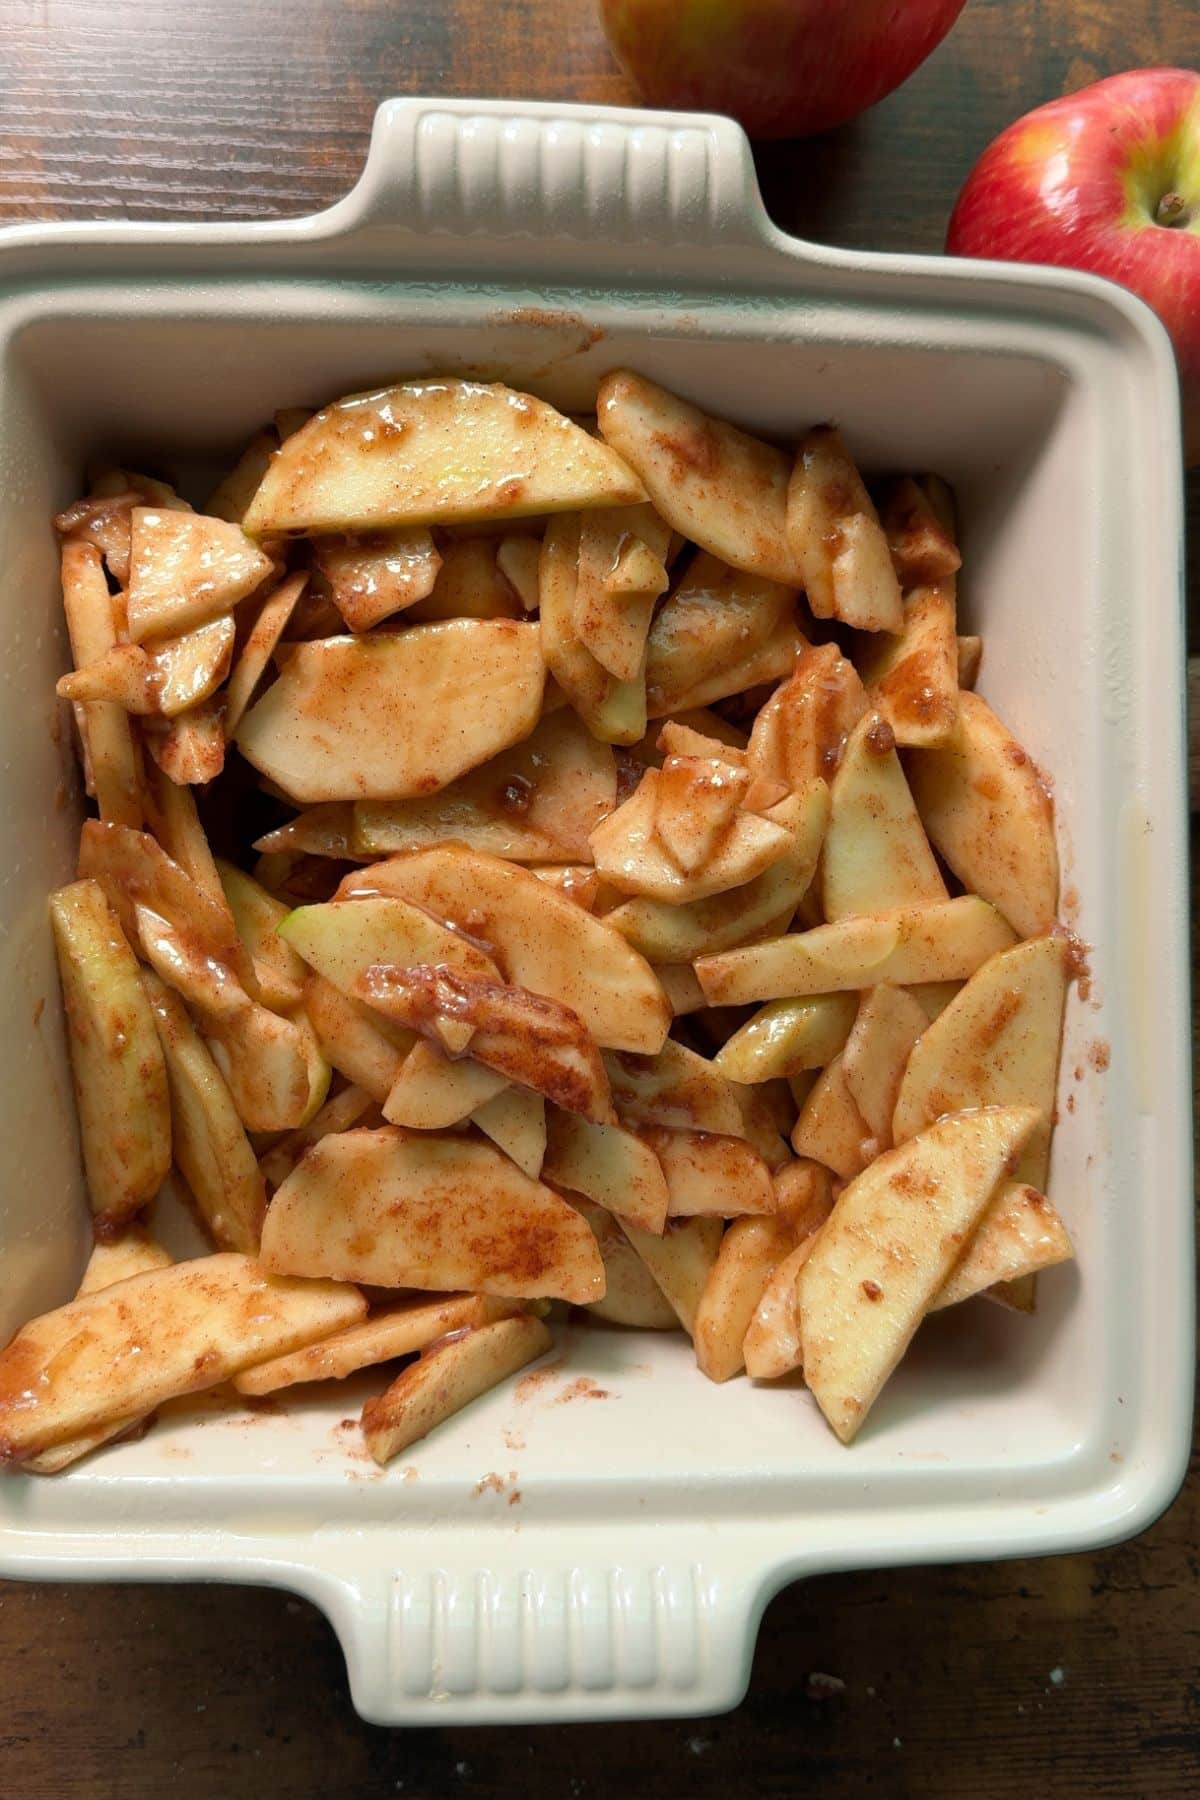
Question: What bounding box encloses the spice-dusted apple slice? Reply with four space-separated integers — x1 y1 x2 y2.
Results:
880 475 962 586
839 983 930 1149
242 379 644 536
59 542 142 828
362 1314 554 1466
361 963 614 1124
620 1215 724 1336
596 370 804 584
57 615 236 719
259 1083 379 1193
575 1200 680 1329
590 765 792 903
714 992 858 1084
799 1105 1040 1443
383 1040 508 1128
573 503 671 680
0 1255 365 1462
892 933 1070 1190
644 552 800 716
304 973 410 1104
786 428 902 631
695 896 1017 1006
126 508 274 641
858 583 959 749
908 690 1058 939
312 528 442 631
956 635 982 689
352 709 616 864
235 1292 515 1396
604 1037 745 1138
746 641 867 792
254 803 357 859
49 880 171 1233
140 970 266 1253
222 571 307 734
822 711 946 919
470 1085 547 1180
773 1157 835 1238
731 1079 795 1172
496 533 541 611
261 1126 605 1302
742 1236 822 1381
930 1181 1073 1311
280 895 500 1001
605 780 829 962
143 702 225 785
406 538 522 623
336 846 671 1055
790 1053 873 1181
529 865 602 911
693 1214 797 1382
216 860 308 1012
539 513 648 745
235 619 545 804
78 819 250 981
542 1108 670 1233
641 1127 775 1218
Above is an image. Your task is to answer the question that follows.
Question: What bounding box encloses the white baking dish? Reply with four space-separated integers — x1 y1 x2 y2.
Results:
0 97 1190 1726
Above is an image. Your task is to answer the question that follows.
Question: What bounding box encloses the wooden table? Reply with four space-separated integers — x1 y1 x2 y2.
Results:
2 2 1197 1792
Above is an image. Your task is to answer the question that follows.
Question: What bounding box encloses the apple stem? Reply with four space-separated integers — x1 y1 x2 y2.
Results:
1156 191 1190 228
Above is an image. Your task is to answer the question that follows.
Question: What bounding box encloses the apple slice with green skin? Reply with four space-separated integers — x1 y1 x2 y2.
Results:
694 1214 797 1382
234 619 545 805
126 507 273 641
840 983 930 1149
930 1181 1073 1311
0 1254 366 1463
799 1105 1040 1443
471 1086 547 1181
604 1037 745 1137
49 879 171 1234
242 379 644 537
335 845 671 1055
383 1040 508 1128
714 992 858 1083
574 1199 680 1330
892 933 1070 1191
596 370 804 584
822 711 946 919
640 1127 775 1218
362 1314 555 1467
303 972 411 1104
542 1109 670 1233
858 582 959 749
907 690 1059 939
621 1215 724 1336
908 980 963 1020
695 896 1017 1006
747 641 867 792
235 1293 517 1397
223 571 307 735
280 895 500 1000
643 551 800 716
57 615 236 719
787 428 902 631
590 765 792 903
261 1126 605 1303
539 513 648 746
790 1052 872 1181
140 970 266 1253
605 779 829 962
312 527 442 631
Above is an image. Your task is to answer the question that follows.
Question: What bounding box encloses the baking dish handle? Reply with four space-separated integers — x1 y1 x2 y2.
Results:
333 95 775 260
306 1532 783 1725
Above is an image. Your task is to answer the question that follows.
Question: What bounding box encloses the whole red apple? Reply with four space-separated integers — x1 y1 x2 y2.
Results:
947 68 1200 463
599 0 968 140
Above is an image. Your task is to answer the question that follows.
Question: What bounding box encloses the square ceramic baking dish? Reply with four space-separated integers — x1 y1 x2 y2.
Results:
0 97 1190 1727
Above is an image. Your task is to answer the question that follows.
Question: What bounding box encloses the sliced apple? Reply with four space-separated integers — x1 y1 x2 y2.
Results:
892 933 1070 1190
143 703 225 786
695 896 1018 1005
55 487 140 587
693 1214 796 1383
957 635 982 689
786 427 902 631
0 1254 365 1461
529 865 601 911
141 970 266 1252
604 1037 745 1138
742 1236 821 1381
280 894 499 1001
59 541 142 827
351 709 616 864
652 963 708 1015
254 803 357 859
235 619 545 804
880 475 962 585
217 860 307 1012
335 846 671 1054
790 1053 873 1180
907 690 1059 939
76 1227 173 1297
574 1200 680 1330
362 1313 554 1466
590 765 791 904
126 507 273 641
730 1080 794 1171
822 711 946 919
606 779 829 962
57 615 236 720
206 429 277 524
223 571 307 734
773 1157 835 1238
242 379 643 536
304 972 409 1103
714 992 857 1083
496 533 542 611
840 983 930 1148
235 1292 511 1396
259 1082 378 1192
542 1109 669 1232
621 1215 724 1335
49 879 171 1232
471 1085 547 1180
382 1040 508 1128
573 503 671 680
596 370 804 584
930 1181 1072 1311
359 963 613 1124
644 552 800 716
858 583 959 748
406 537 522 623
539 513 647 745
798 1105 1040 1442
313 528 442 631
261 1126 605 1302
642 1127 775 1217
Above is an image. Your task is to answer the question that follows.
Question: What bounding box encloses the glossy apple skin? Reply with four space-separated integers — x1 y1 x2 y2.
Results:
948 68 1200 462
600 0 968 140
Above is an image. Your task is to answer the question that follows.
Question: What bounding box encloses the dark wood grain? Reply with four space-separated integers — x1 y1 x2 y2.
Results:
0 1 1196 1792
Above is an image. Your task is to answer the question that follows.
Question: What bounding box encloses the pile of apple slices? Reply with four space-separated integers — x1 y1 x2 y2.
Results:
1 372 1079 1474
